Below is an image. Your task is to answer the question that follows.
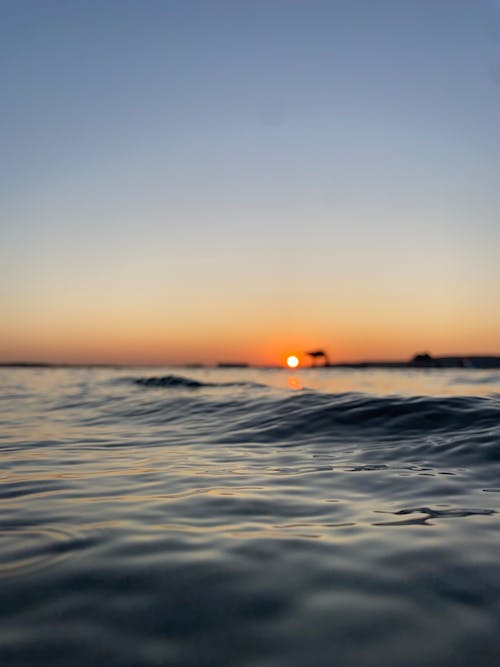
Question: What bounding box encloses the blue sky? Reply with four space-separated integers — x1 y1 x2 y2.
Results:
1 0 499 363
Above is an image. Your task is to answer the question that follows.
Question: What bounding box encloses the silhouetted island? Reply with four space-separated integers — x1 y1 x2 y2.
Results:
329 353 500 369
217 362 249 368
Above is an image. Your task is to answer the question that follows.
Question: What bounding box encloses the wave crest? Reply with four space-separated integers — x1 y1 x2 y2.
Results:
134 374 266 390
135 374 205 388
228 392 500 438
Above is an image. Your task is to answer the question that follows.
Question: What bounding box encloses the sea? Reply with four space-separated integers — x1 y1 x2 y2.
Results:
1 366 500 667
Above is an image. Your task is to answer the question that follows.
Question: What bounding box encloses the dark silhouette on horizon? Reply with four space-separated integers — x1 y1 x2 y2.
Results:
411 352 435 367
306 350 330 367
410 352 473 368
1 353 500 370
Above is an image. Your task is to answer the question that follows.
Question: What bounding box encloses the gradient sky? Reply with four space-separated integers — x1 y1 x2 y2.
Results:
1 0 499 365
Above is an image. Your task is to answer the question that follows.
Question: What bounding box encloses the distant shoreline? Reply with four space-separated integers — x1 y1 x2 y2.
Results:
1 356 500 370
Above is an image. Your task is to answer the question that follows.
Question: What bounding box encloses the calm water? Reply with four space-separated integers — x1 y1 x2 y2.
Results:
1 367 500 666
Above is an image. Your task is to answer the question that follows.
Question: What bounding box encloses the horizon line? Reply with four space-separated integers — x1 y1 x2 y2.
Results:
1 353 500 370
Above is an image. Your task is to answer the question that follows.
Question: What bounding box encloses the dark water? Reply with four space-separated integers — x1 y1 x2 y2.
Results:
1 367 500 667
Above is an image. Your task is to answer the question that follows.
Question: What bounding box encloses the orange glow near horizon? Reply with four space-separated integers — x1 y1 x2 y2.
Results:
2 322 500 367
1 297 500 367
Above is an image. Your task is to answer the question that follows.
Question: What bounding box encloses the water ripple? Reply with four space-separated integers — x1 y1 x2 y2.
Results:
1 367 500 667
0 526 82 577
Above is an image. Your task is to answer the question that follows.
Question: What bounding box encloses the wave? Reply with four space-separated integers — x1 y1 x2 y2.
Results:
124 379 500 462
218 391 500 439
133 374 266 390
135 374 206 388
131 376 500 436
83 374 500 468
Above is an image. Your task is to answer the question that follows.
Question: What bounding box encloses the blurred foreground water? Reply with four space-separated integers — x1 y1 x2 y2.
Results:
1 367 500 666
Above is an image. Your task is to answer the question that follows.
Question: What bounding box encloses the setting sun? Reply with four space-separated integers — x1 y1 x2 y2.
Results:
286 355 299 369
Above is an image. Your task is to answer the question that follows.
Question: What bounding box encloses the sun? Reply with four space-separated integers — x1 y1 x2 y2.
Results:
286 355 299 369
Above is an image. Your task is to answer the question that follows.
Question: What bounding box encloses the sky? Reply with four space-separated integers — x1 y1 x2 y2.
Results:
1 0 499 365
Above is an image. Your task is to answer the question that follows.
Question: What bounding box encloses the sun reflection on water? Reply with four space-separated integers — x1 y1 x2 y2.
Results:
287 376 302 391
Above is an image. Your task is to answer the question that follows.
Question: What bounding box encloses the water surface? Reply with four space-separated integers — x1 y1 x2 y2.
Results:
1 367 500 666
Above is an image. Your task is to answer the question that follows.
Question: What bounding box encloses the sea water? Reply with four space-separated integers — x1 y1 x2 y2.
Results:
1 367 500 666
